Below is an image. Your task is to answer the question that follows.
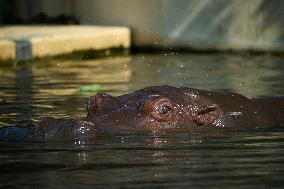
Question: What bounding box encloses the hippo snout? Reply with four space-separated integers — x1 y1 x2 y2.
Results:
35 118 98 140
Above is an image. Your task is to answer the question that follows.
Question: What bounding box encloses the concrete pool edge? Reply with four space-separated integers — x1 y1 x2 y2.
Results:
0 25 131 62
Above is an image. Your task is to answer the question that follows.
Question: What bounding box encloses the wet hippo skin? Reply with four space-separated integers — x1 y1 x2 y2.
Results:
0 85 283 141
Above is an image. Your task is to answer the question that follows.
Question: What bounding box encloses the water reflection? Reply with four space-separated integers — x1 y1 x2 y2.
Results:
1 127 281 188
129 54 284 97
32 56 132 96
15 63 34 125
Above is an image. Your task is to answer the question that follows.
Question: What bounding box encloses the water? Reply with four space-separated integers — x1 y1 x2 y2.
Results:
0 53 284 188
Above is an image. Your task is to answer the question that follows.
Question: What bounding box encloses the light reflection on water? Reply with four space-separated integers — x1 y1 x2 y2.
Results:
0 53 284 188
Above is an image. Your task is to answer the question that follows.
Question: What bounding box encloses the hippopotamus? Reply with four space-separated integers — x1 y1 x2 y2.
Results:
0 85 283 141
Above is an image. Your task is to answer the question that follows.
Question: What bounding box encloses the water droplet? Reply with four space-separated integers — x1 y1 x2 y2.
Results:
228 112 243 119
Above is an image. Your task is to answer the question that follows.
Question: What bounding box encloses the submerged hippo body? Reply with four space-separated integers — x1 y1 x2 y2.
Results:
1 86 283 141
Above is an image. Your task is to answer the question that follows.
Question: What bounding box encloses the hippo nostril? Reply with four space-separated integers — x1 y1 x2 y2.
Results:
87 95 103 115
93 95 104 112
87 93 117 115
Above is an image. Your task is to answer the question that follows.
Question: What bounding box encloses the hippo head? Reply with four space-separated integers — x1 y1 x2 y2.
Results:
86 86 223 132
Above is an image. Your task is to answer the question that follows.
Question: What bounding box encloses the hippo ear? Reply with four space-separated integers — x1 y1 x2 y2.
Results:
192 104 220 126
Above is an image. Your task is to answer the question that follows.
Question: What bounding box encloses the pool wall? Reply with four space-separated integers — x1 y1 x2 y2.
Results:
4 0 284 53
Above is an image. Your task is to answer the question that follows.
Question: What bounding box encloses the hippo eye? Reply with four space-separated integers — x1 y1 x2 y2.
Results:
159 104 172 115
142 97 175 122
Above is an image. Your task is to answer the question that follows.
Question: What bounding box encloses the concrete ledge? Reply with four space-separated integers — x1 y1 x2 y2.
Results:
0 25 131 62
0 39 15 60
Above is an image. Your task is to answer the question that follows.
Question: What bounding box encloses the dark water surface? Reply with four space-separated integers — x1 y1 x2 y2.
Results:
0 53 284 189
